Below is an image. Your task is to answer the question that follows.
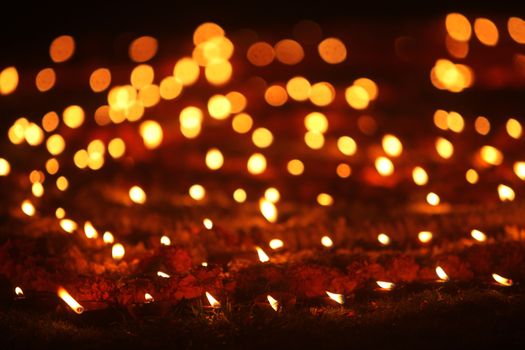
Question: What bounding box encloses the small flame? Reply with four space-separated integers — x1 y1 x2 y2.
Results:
145 293 154 302
112 243 125 260
256 246 270 263
21 199 35 216
377 233 390 246
269 238 284 250
203 218 213 229
375 156 394 176
15 286 24 296
418 231 433 243
57 287 84 314
84 221 98 239
60 218 78 233
201 262 208 267
426 192 440 206
267 295 279 311
471 229 487 242
376 281 395 290
435 266 449 281
326 291 344 304
260 198 278 223
103 231 114 244
321 235 334 247
129 185 146 204
492 273 513 286
205 291 221 308
498 184 515 202
160 235 171 245
157 271 170 278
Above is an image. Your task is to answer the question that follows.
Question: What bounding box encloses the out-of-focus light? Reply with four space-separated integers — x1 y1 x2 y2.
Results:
508 17 525 44
474 18 499 46
129 36 158 62
0 66 18 95
375 156 394 176
252 128 273 148
287 159 304 175
506 118 522 139
274 39 304 65
21 200 35 217
139 120 163 149
129 185 146 204
205 148 224 170
446 13 472 42
321 235 333 247
286 76 311 101
60 219 78 234
264 85 288 106
269 239 284 250
466 169 479 184
471 229 487 242
435 137 454 159
112 243 125 260
382 134 403 157
49 35 75 63
247 153 267 175
89 68 111 92
203 218 214 230
0 158 11 176
474 116 491 135
35 68 56 92
232 113 253 134
426 192 440 206
418 231 433 243
233 188 247 203
189 184 206 200
317 193 333 206
246 41 275 66
174 57 200 86
345 85 369 110
63 105 85 129
318 37 347 64
259 199 277 223
208 94 231 120
498 184 515 202
264 187 280 203
336 163 351 178
160 235 171 246
412 166 428 186
480 145 503 166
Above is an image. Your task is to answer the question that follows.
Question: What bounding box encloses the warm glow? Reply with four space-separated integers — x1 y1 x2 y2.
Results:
189 184 206 200
309 82 335 106
375 157 394 176
46 134 66 156
376 281 395 290
492 273 513 287
480 145 503 166
15 287 23 297
382 134 403 157
474 18 499 46
157 271 171 278
317 193 333 206
55 208 65 219
506 118 522 139
42 111 60 132
205 291 221 308
264 188 280 203
446 13 472 42
63 105 85 129
131 64 154 89
269 239 284 250
103 231 114 244
247 41 275 66
226 91 247 113
378 233 390 246
57 287 84 314
337 136 357 156
84 221 98 239
318 37 347 64
56 176 69 191
21 200 35 217
60 219 77 233
49 35 75 63
326 291 344 304
208 94 232 120
112 243 125 260
274 39 304 65
180 106 203 138
174 57 200 86
436 266 449 281
304 131 325 150
108 138 126 159
508 17 525 44
435 137 454 159
232 113 253 134
260 199 278 223
233 188 247 203
286 76 311 101
90 68 111 92
145 293 154 302
418 231 433 243
321 235 333 247
0 66 19 95
32 182 44 197
129 186 147 204
35 68 56 92
353 78 378 101
160 76 183 100
474 116 491 135
447 111 465 133
203 218 214 230
0 158 11 176
471 229 487 242
267 295 279 311
426 192 440 206
412 166 428 186
304 112 328 134
252 128 274 148
139 120 163 149
513 162 525 180
345 85 369 110
247 153 267 175
205 148 224 170
160 235 171 246
434 109 448 130
256 246 270 263
498 184 515 202
465 169 479 184
287 159 305 176
336 163 351 178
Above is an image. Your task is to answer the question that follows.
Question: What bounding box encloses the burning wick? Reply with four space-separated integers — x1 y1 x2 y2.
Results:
57 287 84 314
157 271 170 278
144 293 154 303
377 233 390 246
15 286 24 297
205 291 221 308
492 273 513 287
203 218 213 230
160 235 171 246
269 238 284 250
259 198 277 223
470 229 487 242
255 246 270 263
326 291 344 305
418 231 433 243
321 235 333 248
376 281 395 291
435 266 449 281
267 295 279 311
112 243 125 261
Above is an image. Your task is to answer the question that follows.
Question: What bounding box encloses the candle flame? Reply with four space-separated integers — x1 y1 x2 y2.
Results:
426 192 440 206
375 156 394 176
112 243 125 260
21 199 35 217
157 271 170 278
203 218 213 229
471 229 487 242
267 295 279 311
326 291 344 304
83 221 98 239
418 231 433 243
15 286 24 296
255 246 270 263
57 287 84 314
103 231 114 244
145 293 154 302
259 198 277 223
321 235 334 247
205 291 221 308
376 281 395 290
492 273 513 286
377 233 390 246
435 266 449 281
160 235 171 245
269 238 284 250
498 184 515 202
60 218 78 233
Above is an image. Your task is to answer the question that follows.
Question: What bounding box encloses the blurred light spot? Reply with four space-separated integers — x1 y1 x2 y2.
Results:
63 105 85 128
226 91 247 113
42 111 59 132
208 94 231 119
480 145 503 166
317 193 333 206
447 111 465 132
0 66 18 95
45 158 59 175
474 116 490 135
265 85 288 106
336 163 351 178
506 118 522 139
514 161 525 180
474 18 499 46
309 82 335 106
345 85 369 109
337 136 357 156
508 17 525 44
382 134 403 157
445 35 469 59
89 68 111 92
446 13 472 42
353 78 378 101
232 113 253 134
304 131 324 149
193 22 224 45
304 112 328 133
174 57 200 86
46 134 65 155
49 35 75 63
129 36 158 62
412 166 428 186
108 138 125 159
247 153 267 174
318 37 347 64
189 184 206 200
56 176 68 191
0 158 10 176
498 184 515 202
129 186 146 204
375 156 394 176
205 60 232 85
286 76 311 101
131 64 154 89
180 106 203 139
466 168 479 184
233 188 247 203
269 239 284 250
418 231 433 243
274 39 304 65
205 148 224 170
35 68 56 92
247 42 275 66
436 137 454 159
160 76 183 100
252 128 273 148
426 192 440 206
138 84 160 107
264 187 280 203
139 120 163 149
